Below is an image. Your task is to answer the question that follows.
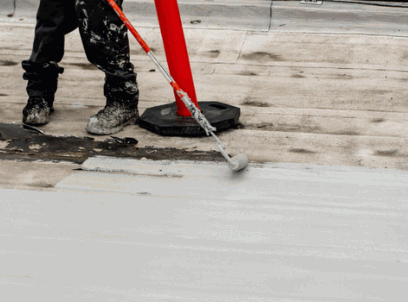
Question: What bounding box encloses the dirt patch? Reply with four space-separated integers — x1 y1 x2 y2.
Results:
239 71 259 76
242 51 283 62
332 130 360 136
243 124 361 136
0 60 18 66
276 124 320 134
289 148 316 154
245 123 274 131
241 100 270 107
28 183 54 188
205 50 220 58
291 74 305 79
375 150 399 157
401 51 408 61
334 74 353 80
364 89 389 95
243 123 322 134
371 118 385 124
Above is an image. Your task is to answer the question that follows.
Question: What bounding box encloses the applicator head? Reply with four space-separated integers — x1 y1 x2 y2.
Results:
228 154 249 171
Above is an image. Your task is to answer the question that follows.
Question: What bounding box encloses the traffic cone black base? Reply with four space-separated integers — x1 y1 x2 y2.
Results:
139 102 240 137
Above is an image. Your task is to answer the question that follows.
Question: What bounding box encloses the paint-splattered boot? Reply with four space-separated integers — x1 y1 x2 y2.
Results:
22 96 54 125
86 103 139 135
21 60 62 126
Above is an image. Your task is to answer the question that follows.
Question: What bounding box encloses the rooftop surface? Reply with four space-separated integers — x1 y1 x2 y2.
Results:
1 1 408 301
1 0 408 169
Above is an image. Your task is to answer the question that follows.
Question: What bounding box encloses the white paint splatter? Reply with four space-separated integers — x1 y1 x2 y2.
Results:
110 23 118 32
82 19 88 32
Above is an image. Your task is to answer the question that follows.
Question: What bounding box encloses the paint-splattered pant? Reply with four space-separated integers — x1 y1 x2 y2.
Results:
22 0 138 108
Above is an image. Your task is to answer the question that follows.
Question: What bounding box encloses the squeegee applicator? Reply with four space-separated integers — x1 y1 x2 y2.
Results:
106 0 248 171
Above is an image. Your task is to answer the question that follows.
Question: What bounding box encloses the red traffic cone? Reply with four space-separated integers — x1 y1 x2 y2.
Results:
139 0 240 136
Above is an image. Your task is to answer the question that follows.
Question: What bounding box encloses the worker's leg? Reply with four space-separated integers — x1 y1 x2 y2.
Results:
75 0 139 135
22 0 77 125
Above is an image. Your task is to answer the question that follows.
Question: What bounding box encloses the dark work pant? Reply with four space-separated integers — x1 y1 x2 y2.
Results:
22 0 138 108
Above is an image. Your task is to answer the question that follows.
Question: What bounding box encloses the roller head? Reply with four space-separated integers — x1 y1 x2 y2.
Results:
228 154 249 172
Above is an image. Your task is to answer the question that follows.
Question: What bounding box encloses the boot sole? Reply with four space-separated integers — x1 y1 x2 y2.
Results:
22 108 54 126
22 113 51 126
86 115 139 135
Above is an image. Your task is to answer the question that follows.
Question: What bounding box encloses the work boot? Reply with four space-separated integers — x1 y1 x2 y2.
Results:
22 96 54 125
86 103 139 135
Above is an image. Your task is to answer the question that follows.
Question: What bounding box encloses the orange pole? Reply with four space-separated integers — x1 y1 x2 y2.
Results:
154 0 199 116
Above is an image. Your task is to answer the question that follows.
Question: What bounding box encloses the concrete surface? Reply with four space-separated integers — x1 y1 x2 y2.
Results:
1 158 408 301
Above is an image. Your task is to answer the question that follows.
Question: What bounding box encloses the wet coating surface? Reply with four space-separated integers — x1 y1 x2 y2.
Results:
2 160 408 301
0 123 224 164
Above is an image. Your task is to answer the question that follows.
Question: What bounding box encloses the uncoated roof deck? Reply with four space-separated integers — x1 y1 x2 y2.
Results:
0 0 407 169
